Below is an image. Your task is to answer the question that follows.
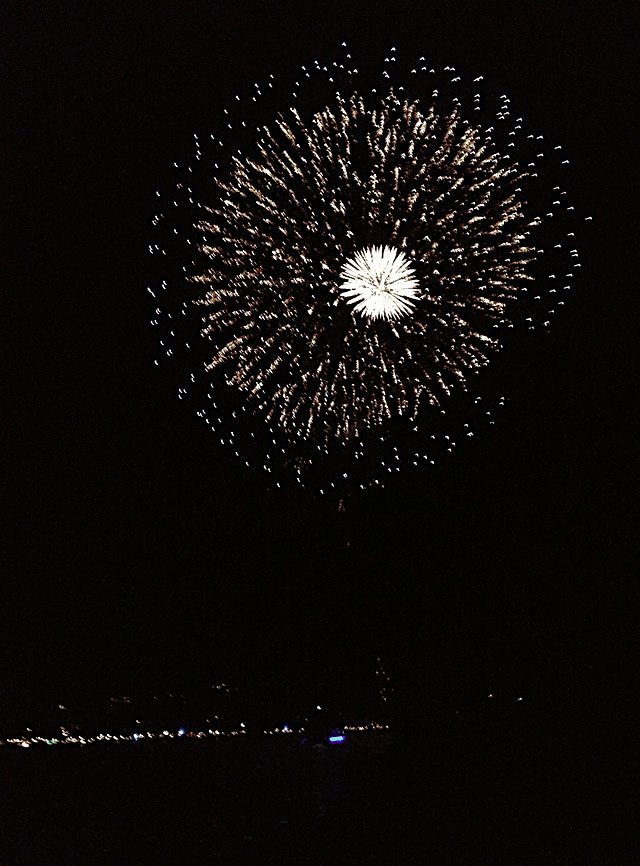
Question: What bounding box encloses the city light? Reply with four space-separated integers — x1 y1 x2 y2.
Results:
1 721 390 749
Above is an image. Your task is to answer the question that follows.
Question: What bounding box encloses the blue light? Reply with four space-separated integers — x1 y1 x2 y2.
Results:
178 728 185 736
328 735 345 743
133 733 140 741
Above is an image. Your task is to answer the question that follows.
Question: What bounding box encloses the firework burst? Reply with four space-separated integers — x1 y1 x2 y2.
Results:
339 245 420 321
150 46 581 496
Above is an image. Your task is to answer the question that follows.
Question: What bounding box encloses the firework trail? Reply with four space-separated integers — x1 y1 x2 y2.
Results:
149 46 581 496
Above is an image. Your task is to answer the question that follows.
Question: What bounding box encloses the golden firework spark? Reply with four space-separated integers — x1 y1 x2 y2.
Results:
150 49 581 494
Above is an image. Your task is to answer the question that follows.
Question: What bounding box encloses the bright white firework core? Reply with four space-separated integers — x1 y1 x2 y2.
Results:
339 245 420 321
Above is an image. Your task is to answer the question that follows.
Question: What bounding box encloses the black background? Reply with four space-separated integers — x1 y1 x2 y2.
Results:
3 0 637 738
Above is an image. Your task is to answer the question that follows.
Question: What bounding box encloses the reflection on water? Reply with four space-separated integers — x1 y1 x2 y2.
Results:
4 727 631 865
5 733 394 865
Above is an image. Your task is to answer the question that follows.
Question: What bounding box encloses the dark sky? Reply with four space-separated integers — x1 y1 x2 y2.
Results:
3 1 636 726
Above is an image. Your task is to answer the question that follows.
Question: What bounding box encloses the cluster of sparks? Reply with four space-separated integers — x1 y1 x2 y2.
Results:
194 87 532 442
339 245 421 321
150 47 581 494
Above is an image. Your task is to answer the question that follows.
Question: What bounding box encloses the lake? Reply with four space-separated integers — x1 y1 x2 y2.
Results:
3 721 633 865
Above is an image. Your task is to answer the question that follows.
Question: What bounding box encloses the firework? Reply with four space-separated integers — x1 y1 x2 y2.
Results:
150 47 580 495
339 245 420 321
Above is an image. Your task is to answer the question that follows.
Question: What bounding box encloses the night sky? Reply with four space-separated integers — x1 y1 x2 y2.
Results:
4 1 636 735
